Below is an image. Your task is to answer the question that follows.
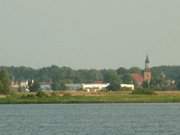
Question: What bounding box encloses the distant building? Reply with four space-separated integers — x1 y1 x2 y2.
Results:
131 55 152 88
39 81 52 91
11 81 20 89
120 84 135 90
82 83 110 92
11 80 30 92
131 73 144 87
144 55 152 83
65 82 110 92
11 80 29 88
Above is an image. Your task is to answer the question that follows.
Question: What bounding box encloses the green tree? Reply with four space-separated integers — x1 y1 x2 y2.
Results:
103 70 121 91
0 69 11 94
176 80 180 90
51 80 67 90
107 80 120 91
129 67 142 74
29 81 40 92
51 81 61 90
122 74 132 84
117 67 128 75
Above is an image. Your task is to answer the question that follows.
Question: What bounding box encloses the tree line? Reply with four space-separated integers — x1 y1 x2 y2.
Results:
0 65 178 93
0 65 178 91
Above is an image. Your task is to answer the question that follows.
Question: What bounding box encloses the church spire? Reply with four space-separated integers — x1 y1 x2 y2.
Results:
145 55 150 64
145 55 150 70
144 55 152 83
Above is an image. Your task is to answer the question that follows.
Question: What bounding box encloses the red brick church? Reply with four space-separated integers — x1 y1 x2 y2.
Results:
131 56 152 87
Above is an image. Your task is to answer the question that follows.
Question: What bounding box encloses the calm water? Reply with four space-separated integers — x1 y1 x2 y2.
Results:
0 103 180 135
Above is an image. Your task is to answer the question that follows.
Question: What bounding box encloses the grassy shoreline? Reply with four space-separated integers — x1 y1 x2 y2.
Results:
1 91 180 104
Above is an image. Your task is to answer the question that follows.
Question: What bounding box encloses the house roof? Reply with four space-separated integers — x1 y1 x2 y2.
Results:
131 73 144 83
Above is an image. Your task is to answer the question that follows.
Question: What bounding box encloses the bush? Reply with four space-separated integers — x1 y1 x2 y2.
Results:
21 94 36 98
36 91 49 98
132 89 155 95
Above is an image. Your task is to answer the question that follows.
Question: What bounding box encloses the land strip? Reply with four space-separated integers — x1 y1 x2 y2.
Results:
0 91 180 104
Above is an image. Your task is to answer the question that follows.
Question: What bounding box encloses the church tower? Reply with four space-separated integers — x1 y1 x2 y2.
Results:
144 55 152 83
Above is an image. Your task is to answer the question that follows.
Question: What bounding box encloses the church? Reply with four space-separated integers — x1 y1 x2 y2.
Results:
131 55 152 87
144 55 152 83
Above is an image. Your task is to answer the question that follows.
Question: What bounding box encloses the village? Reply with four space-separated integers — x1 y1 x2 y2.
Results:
9 56 176 94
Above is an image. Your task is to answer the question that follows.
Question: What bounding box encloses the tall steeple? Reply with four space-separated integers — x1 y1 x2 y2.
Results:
144 55 152 82
145 55 150 71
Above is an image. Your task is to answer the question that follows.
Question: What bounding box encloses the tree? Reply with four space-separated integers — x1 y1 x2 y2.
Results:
117 67 128 75
122 73 132 84
51 81 61 90
0 69 11 94
176 80 180 90
51 80 68 90
143 81 150 89
29 81 40 92
102 70 121 91
107 80 120 91
129 67 142 74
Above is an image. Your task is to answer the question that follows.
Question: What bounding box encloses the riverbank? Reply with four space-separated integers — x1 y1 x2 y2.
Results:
1 91 180 104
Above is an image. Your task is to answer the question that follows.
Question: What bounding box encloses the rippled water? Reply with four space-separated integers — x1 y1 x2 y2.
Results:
0 103 180 135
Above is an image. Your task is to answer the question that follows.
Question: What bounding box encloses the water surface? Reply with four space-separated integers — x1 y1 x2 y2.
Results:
0 103 180 135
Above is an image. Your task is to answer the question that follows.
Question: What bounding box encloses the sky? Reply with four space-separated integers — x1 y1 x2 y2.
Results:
0 0 180 69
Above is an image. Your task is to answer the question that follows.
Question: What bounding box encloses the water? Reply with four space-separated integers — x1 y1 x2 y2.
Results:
0 103 180 135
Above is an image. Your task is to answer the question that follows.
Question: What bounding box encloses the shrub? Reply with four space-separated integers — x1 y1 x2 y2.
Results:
36 91 49 98
21 94 36 98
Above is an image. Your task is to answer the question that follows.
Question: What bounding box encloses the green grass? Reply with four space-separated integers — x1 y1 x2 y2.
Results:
0 93 180 104
132 89 155 95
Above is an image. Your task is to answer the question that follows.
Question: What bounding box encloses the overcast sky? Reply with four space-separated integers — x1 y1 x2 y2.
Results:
0 0 180 69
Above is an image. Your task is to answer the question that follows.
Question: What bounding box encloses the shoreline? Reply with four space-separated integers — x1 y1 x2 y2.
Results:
1 92 180 104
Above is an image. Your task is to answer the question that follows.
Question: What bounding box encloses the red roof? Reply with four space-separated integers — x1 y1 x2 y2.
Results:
131 73 144 83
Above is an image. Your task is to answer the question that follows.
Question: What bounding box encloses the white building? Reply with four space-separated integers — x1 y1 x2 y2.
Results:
65 83 110 92
11 80 29 89
82 83 110 92
11 80 30 92
120 84 135 90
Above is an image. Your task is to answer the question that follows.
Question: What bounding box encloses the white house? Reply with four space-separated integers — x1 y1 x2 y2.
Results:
65 83 110 92
11 80 29 89
120 84 135 90
11 80 31 92
82 83 110 92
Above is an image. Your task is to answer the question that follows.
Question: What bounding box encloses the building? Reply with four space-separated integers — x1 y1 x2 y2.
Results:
144 55 152 83
65 83 110 92
120 84 135 90
82 83 110 92
39 81 52 91
11 80 30 92
131 73 144 87
131 55 152 88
